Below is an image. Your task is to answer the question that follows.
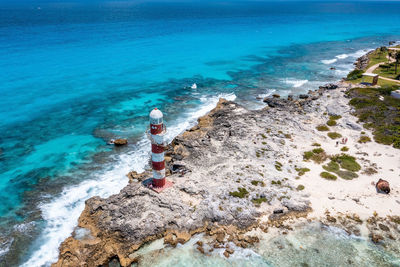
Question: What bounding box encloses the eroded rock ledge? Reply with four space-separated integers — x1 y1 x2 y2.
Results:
53 81 400 266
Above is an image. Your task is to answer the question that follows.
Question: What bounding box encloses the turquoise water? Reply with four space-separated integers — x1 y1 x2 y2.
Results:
0 1 400 265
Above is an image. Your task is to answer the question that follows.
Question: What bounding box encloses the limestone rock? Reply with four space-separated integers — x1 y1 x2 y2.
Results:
113 139 128 146
376 179 390 194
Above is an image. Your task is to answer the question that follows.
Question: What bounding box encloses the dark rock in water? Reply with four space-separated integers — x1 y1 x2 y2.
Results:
272 94 280 98
273 209 284 214
376 179 390 194
371 233 383 244
330 67 336 70
263 97 291 108
389 41 396 46
287 95 294 101
113 139 128 146
299 94 309 99
319 83 338 90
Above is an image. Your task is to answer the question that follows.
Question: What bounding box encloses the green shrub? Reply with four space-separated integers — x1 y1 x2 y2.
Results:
320 172 337 180
271 180 282 185
331 154 361 172
358 135 371 143
330 115 342 120
323 161 340 172
335 170 359 180
251 180 265 187
229 187 249 198
346 69 364 80
328 132 342 139
327 120 337 126
316 125 329 131
312 143 321 147
295 167 310 176
341 146 349 152
252 197 268 205
296 185 305 191
303 148 327 163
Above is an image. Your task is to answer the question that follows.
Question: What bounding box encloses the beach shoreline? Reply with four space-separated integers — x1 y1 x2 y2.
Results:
53 48 400 267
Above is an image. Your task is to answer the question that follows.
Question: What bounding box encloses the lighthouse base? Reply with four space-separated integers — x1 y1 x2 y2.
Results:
142 178 173 193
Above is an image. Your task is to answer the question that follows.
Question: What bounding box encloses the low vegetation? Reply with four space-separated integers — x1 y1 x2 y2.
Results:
358 135 371 143
316 125 329 131
275 161 283 171
295 167 310 176
346 69 364 81
252 197 268 206
347 86 400 149
251 180 265 187
331 154 361 172
341 146 349 152
327 120 337 126
229 187 249 198
303 148 328 163
328 132 342 139
296 185 305 191
312 143 321 147
320 172 337 180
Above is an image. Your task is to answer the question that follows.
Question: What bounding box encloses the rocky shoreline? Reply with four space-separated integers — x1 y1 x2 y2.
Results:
53 53 400 266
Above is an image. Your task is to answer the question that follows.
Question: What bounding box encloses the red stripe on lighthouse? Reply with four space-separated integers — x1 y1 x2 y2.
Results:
151 144 164 153
152 161 165 170
150 124 163 135
153 177 166 187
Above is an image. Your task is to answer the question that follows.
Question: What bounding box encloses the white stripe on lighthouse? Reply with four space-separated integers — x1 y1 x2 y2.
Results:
153 169 165 179
152 152 165 162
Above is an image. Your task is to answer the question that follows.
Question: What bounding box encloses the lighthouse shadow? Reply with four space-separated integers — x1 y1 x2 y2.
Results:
142 178 153 188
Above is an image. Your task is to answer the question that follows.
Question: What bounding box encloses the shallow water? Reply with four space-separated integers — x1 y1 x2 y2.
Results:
134 223 400 267
0 1 400 265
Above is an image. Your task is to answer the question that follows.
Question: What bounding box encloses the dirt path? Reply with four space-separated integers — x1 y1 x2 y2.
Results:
365 55 400 84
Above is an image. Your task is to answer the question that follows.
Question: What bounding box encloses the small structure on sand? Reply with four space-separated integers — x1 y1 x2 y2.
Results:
146 108 173 193
361 73 379 86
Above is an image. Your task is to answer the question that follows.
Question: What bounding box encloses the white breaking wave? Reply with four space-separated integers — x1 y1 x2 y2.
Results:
321 58 337 65
335 54 349 59
23 93 236 267
257 89 276 99
283 78 308 88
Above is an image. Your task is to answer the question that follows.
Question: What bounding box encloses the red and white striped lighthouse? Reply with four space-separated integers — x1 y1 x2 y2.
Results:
149 108 166 188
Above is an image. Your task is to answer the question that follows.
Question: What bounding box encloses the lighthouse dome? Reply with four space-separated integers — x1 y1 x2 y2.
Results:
150 108 163 124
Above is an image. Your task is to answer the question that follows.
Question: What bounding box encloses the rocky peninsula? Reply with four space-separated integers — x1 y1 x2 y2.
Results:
53 54 400 266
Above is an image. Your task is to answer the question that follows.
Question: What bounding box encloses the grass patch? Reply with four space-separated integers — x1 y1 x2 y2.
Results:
328 132 342 139
335 170 359 180
271 180 281 185
320 172 337 180
252 197 268 205
303 148 327 163
251 180 265 187
275 161 283 171
341 146 349 152
312 143 321 147
331 154 361 172
347 86 400 149
330 115 342 120
316 125 329 131
295 167 310 176
323 161 340 172
296 185 305 191
358 135 372 143
346 69 364 81
327 120 337 126
229 187 249 198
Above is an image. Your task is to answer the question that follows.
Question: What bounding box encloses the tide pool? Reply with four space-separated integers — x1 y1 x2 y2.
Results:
0 1 400 265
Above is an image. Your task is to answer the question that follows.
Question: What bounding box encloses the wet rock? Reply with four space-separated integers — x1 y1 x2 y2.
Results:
371 233 383 244
223 251 230 258
330 67 336 70
299 94 309 99
319 83 338 90
272 94 280 98
113 139 128 146
196 245 205 254
376 179 390 194
225 248 234 255
273 209 284 214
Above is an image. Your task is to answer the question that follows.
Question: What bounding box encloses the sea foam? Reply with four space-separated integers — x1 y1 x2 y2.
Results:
22 93 236 267
283 78 308 88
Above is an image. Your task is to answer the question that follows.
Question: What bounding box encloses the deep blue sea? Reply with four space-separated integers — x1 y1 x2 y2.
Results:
0 1 399 266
